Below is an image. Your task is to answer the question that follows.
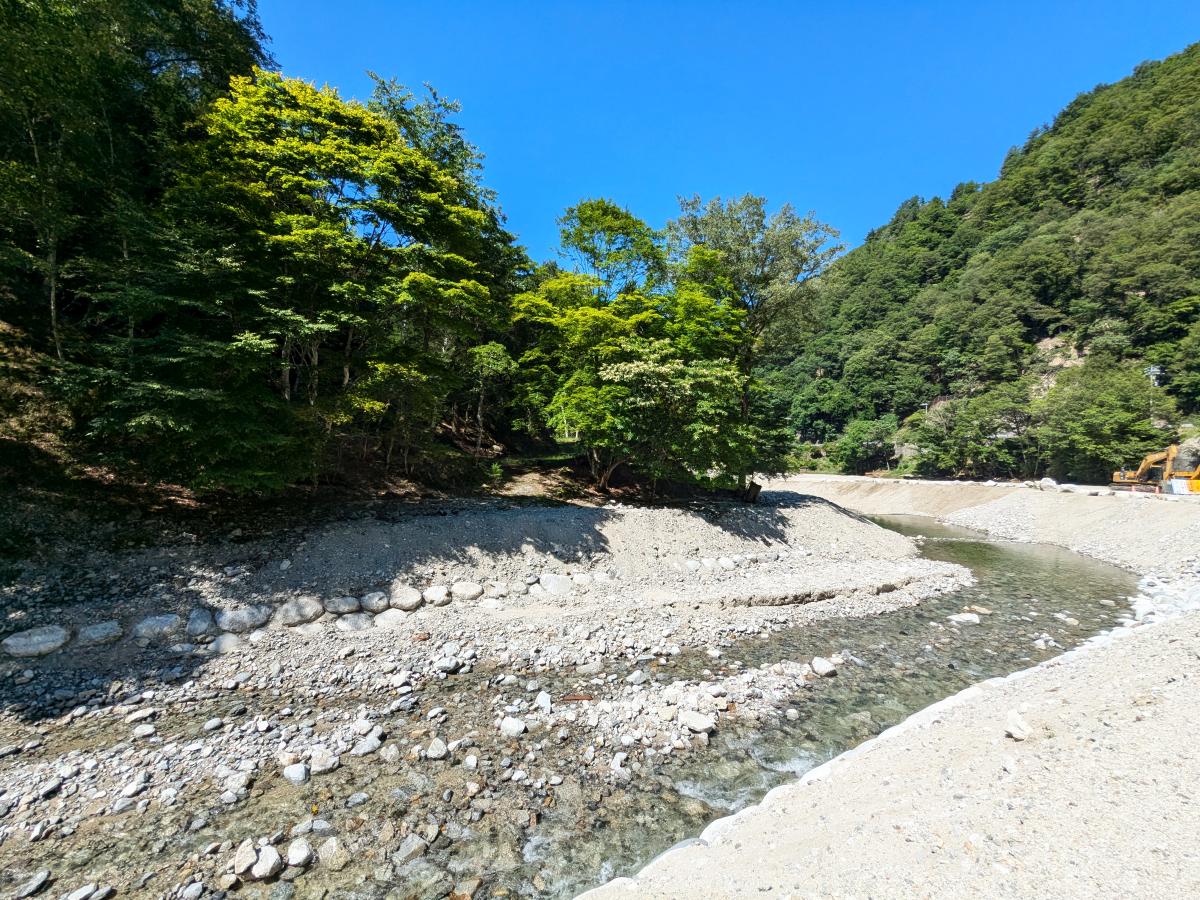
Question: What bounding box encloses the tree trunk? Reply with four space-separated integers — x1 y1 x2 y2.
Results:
475 377 486 454
47 240 62 360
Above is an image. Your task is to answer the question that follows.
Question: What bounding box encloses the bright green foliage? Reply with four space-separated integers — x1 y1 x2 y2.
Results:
907 383 1036 479
514 206 766 491
1034 359 1177 483
830 415 899 475
769 43 1200 479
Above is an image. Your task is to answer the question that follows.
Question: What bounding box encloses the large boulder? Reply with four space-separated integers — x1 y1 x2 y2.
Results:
186 607 214 637
335 612 374 632
374 609 408 629
451 582 484 602
76 620 123 647
2 625 70 657
323 595 360 615
275 596 324 627
423 586 450 607
538 573 573 595
215 604 272 633
360 591 390 613
132 614 182 641
389 583 424 612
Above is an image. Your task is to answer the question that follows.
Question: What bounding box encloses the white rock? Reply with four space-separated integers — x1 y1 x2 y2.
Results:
451 582 484 602
309 747 340 774
389 583 424 611
77 620 123 647
679 710 716 734
1005 709 1031 741
538 573 574 595
287 837 313 867
185 608 214 637
948 612 981 625
131 614 182 641
374 609 408 629
811 656 837 677
282 763 309 785
423 586 450 606
500 716 527 738
250 845 283 880
426 738 448 760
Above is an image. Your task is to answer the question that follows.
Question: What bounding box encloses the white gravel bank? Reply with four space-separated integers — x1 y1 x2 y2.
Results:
581 476 1200 899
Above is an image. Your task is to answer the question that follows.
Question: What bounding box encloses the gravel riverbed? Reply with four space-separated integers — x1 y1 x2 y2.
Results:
0 496 969 899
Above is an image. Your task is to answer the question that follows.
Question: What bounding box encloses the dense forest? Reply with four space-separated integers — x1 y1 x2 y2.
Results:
2 1 1197 496
765 44 1200 482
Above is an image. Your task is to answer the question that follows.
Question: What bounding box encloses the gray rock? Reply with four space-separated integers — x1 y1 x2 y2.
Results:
186 608 214 637
282 763 309 785
232 839 257 875
76 621 123 647
216 604 272 633
251 845 283 881
577 659 604 675
12 870 50 898
286 837 313 868
423 586 450 607
947 612 981 625
335 612 374 632
538 573 573 595
374 609 408 629
351 732 382 756
534 690 552 713
132 614 181 641
132 723 156 739
360 591 390 613
317 837 350 871
392 833 428 867
451 582 484 602
3 625 69 657
811 656 837 677
679 710 716 734
500 716 526 738
323 596 360 615
426 738 448 760
625 669 649 686
309 747 340 774
179 884 203 900
275 597 324 626
212 633 243 654
389 583 424 611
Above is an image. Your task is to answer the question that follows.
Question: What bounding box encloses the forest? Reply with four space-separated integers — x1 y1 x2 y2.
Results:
2 1 1198 495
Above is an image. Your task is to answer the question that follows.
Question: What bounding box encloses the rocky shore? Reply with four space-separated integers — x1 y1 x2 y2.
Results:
581 476 1200 899
0 497 969 899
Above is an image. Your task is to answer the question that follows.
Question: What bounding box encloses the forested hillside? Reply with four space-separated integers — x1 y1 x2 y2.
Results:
766 43 1200 481
3 1 1196 497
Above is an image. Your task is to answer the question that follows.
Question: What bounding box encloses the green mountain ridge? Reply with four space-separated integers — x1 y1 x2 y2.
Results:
766 42 1200 479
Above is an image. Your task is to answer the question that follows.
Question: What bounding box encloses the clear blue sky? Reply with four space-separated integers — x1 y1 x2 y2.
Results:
258 1 1200 261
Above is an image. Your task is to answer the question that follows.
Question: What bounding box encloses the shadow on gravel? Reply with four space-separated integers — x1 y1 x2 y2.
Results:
0 645 210 726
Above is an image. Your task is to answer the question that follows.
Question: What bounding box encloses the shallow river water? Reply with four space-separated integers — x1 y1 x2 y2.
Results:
2 518 1143 899
525 515 1141 898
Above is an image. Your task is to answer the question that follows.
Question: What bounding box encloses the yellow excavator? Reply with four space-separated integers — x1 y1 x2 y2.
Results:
1112 440 1200 494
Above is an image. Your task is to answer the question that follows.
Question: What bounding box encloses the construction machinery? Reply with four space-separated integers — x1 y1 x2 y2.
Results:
1112 440 1200 494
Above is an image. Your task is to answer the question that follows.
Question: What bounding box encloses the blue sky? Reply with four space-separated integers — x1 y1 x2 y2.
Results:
258 1 1200 261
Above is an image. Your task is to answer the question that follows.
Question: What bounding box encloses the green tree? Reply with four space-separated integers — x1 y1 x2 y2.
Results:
1035 359 1177 482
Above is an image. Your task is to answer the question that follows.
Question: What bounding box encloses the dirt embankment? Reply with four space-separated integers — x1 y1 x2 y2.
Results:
776 474 1200 574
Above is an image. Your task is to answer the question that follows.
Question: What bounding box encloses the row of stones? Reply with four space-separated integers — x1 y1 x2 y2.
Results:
0 571 610 659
